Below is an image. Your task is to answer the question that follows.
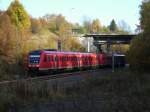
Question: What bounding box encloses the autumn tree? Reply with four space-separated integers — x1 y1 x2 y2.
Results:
72 23 85 34
30 18 42 34
68 37 85 52
42 14 76 51
58 22 72 51
91 19 102 33
7 0 31 30
6 0 31 62
43 14 67 34
0 13 15 62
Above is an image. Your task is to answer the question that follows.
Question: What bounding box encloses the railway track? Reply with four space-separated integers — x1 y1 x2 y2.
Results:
0 69 101 85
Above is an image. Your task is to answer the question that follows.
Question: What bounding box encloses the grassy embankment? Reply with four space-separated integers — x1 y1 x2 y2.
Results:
0 58 26 81
0 69 150 112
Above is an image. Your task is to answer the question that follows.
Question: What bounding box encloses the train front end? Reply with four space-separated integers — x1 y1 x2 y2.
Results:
28 50 41 71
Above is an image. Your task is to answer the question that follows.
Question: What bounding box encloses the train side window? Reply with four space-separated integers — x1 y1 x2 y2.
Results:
48 56 50 62
68 56 70 61
68 57 70 61
64 57 66 61
44 55 47 62
61 57 63 61
65 57 67 61
63 56 65 61
86 57 88 61
71 56 73 61
77 57 80 61
90 57 92 61
65 56 67 61
62 57 63 61
66 56 69 61
74 57 76 61
75 56 77 61
51 56 54 61
55 56 58 62
73 57 75 61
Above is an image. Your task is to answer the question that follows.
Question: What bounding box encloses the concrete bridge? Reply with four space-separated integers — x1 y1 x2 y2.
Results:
83 34 136 52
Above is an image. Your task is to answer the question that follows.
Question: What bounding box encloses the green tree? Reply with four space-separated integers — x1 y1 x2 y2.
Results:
7 0 31 30
109 19 118 32
140 0 150 34
101 26 110 33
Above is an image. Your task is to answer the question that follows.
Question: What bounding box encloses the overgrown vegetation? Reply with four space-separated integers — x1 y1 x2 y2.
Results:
0 70 150 112
127 0 150 72
0 58 26 81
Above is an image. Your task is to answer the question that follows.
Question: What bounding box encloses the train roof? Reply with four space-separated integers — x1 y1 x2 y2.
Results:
43 51 95 55
29 50 41 55
29 49 96 56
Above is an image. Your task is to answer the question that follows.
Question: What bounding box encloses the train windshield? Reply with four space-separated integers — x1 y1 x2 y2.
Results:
29 50 41 64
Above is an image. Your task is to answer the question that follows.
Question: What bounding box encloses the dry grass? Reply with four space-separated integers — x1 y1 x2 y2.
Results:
0 69 150 112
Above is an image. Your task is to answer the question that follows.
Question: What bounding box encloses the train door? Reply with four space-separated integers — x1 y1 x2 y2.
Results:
58 54 63 69
53 55 58 70
77 54 80 68
49 54 55 69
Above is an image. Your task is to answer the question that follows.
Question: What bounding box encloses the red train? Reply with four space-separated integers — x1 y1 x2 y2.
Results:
27 49 125 74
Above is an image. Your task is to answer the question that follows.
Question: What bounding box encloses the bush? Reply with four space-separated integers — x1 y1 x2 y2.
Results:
0 57 26 81
127 33 150 72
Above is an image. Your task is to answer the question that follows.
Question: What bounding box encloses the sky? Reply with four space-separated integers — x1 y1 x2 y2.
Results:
0 0 142 32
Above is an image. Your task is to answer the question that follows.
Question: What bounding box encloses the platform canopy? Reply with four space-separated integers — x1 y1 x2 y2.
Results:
84 34 137 44
83 34 137 52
